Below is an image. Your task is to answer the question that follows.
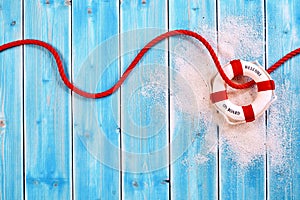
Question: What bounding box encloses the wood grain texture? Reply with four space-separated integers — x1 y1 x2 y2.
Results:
0 0 24 199
24 0 71 199
120 0 169 199
267 0 300 199
169 0 218 199
72 0 120 199
218 0 266 199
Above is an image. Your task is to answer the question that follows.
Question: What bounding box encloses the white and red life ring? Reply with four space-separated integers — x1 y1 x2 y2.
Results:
210 60 276 124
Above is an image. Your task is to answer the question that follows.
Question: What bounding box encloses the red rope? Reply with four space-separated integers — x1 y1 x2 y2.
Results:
1 30 300 99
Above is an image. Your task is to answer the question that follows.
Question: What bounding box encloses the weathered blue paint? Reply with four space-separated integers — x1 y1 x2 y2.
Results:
0 0 23 199
169 0 218 199
72 0 120 199
120 0 169 199
0 0 300 199
267 0 300 199
24 0 71 199
218 0 266 199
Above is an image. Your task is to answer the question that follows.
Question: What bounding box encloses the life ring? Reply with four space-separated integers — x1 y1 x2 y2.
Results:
210 59 276 124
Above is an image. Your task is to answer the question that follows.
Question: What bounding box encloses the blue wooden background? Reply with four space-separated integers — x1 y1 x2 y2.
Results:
0 0 300 199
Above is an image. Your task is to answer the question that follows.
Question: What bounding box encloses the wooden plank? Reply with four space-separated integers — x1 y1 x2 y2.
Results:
72 0 120 199
218 0 266 199
169 0 218 199
24 0 71 199
120 0 169 199
0 1 24 199
266 0 300 199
